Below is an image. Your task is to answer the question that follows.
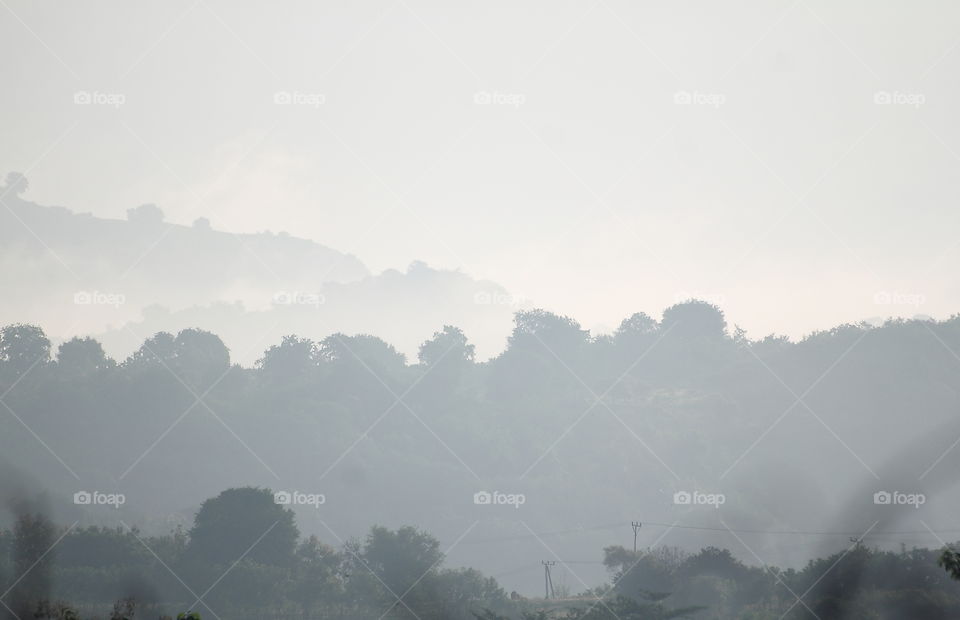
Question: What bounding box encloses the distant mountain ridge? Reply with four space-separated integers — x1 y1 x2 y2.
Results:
0 189 369 325
0 178 521 362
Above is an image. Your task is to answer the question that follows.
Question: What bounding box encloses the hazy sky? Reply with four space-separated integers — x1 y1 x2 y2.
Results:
4 0 960 340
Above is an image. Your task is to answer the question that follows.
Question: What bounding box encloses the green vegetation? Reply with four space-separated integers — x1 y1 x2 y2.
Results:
4 490 960 618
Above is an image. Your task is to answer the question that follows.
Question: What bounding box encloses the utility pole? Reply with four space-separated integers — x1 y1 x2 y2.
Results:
632 521 642 553
542 561 556 599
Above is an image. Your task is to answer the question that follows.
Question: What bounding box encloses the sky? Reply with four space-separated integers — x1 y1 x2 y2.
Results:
3 0 960 341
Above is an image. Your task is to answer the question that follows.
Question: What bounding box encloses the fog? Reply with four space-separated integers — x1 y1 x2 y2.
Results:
2 1 960 618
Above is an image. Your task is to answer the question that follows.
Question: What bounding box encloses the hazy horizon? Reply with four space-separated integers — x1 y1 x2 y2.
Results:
4 2 960 618
5 0 960 346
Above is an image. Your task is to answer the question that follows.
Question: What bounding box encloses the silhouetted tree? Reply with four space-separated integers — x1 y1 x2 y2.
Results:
56 337 115 377
126 203 164 226
0 324 51 375
257 335 317 382
2 172 28 196
185 487 298 567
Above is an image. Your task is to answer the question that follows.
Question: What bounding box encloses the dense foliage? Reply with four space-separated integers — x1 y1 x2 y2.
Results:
3 304 960 617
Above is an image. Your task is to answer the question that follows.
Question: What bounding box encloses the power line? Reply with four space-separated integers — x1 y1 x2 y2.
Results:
638 520 960 537
443 520 960 546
